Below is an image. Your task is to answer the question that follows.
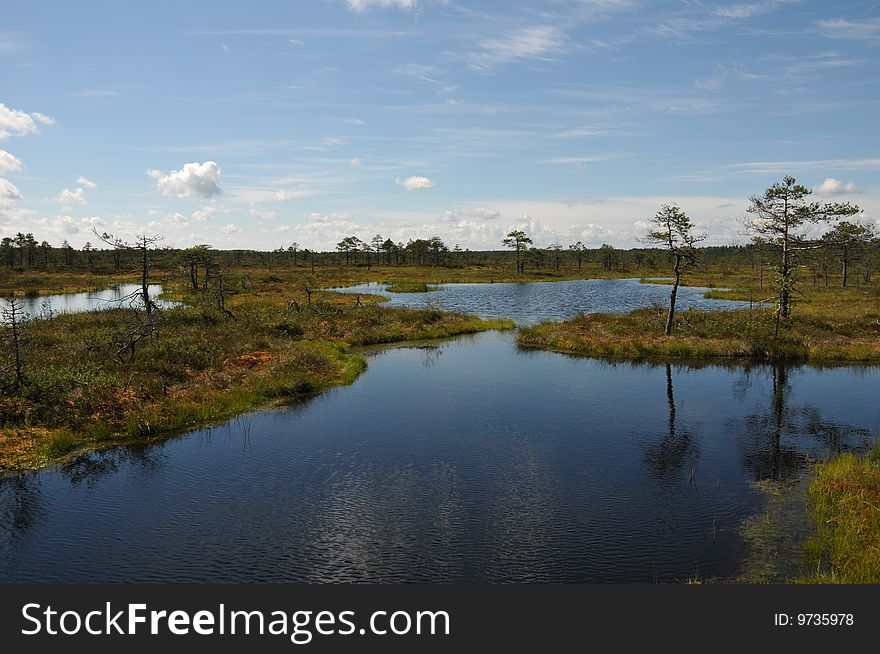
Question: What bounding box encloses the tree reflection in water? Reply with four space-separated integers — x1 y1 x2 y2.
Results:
0 474 43 545
643 363 699 485
733 363 871 483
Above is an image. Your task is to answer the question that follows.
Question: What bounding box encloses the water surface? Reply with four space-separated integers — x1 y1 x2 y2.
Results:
331 278 750 324
0 280 875 583
1 284 171 320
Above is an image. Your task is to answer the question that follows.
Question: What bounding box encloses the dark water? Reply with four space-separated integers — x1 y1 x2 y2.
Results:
0 281 876 583
1 284 172 321
331 278 753 324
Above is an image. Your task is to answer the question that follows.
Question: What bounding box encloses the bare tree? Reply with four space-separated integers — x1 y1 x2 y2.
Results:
97 230 164 318
1 297 27 388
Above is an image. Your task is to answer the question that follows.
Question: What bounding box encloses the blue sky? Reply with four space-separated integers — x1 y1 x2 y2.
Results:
1 0 878 250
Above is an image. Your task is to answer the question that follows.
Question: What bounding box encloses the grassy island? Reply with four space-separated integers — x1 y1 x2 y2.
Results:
0 267 512 470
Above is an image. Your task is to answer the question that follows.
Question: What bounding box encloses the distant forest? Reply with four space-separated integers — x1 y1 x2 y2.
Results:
2 228 878 288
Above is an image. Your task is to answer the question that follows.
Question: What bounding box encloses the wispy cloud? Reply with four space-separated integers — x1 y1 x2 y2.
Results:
0 32 27 53
645 0 799 40
540 155 616 166
732 158 880 174
73 90 121 98
817 17 880 42
453 25 567 72
346 0 417 11
695 65 728 92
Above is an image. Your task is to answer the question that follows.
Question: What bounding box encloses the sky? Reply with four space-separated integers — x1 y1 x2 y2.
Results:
1 0 879 251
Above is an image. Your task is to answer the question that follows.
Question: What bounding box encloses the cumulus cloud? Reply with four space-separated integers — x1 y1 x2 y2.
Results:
192 205 218 222
49 215 81 235
249 207 278 222
81 216 106 228
438 207 502 223
0 149 23 174
0 103 54 140
0 177 22 202
813 178 859 196
396 175 436 191
148 161 222 198
59 187 87 206
271 189 314 201
468 207 501 221
220 223 241 235
77 176 97 189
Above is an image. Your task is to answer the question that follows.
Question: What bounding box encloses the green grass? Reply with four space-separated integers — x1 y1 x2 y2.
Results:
518 291 880 362
0 272 512 470
799 451 880 583
384 281 436 293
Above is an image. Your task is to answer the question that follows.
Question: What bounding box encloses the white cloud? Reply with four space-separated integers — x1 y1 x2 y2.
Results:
0 177 22 202
346 0 418 10
695 65 728 92
249 207 278 221
0 103 54 140
457 26 567 71
47 215 81 235
0 149 23 174
73 90 120 98
59 187 87 206
439 207 502 223
540 155 613 166
469 207 501 221
148 161 222 198
192 205 218 222
396 175 436 191
272 189 311 201
732 158 880 174
77 176 97 189
81 216 106 228
817 17 880 41
813 178 860 196
220 223 241 235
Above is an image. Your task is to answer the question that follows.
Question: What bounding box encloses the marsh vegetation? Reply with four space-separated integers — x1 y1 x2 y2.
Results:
1 176 879 583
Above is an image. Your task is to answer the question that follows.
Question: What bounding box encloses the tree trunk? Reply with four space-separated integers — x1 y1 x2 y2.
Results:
141 240 152 318
665 259 681 337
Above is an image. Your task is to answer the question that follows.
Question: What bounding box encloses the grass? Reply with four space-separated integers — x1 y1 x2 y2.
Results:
737 478 814 583
384 281 436 293
0 269 142 296
799 449 880 583
0 269 512 470
518 280 880 362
